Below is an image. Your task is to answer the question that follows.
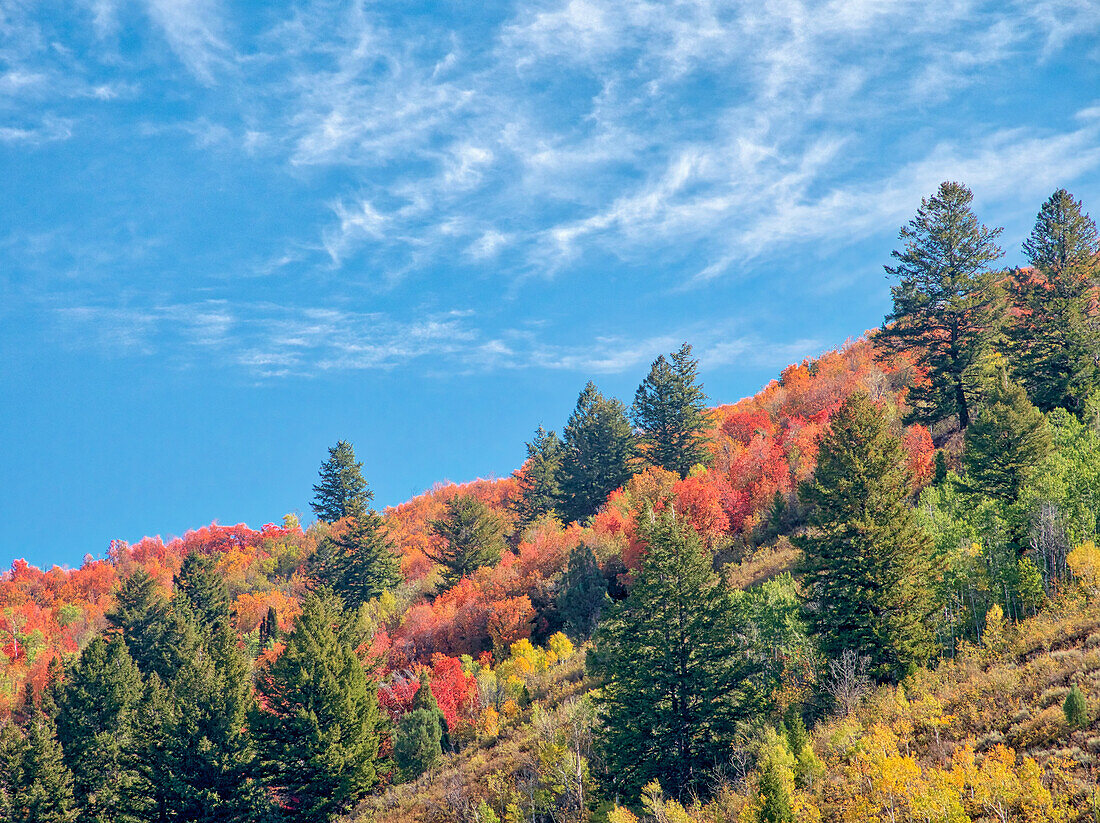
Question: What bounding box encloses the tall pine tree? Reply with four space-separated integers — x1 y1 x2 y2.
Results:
311 440 370 523
794 392 937 681
146 617 268 823
56 637 152 823
106 568 196 683
1 708 77 823
877 181 1004 429
317 512 403 609
632 343 710 477
252 589 386 822
962 368 1051 503
511 426 565 529
173 552 231 633
425 495 506 589
559 382 636 524
1007 189 1100 415
556 544 609 642
589 508 745 799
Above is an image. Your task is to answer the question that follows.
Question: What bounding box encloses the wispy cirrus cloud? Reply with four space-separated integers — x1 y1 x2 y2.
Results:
52 299 821 380
5 0 1100 380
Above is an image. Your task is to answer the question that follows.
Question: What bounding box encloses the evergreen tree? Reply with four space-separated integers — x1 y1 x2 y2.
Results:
1008 189 1100 415
106 568 196 683
962 369 1051 502
0 721 20 821
317 512 402 609
556 544 609 641
425 495 506 589
1063 684 1089 728
13 710 77 823
259 606 279 646
589 508 745 798
631 343 710 477
252 589 386 822
756 758 794 823
56 637 152 823
147 619 268 822
174 552 231 633
410 670 449 751
559 382 636 524
794 392 937 681
511 426 565 529
311 440 370 523
393 709 443 783
878 181 1005 429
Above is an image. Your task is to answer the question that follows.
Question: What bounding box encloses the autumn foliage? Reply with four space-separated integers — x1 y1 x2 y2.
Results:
1 335 936 717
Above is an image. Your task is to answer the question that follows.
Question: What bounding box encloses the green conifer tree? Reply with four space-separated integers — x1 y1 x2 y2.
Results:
1063 684 1089 728
0 721 21 821
173 552 231 633
259 606 279 647
756 758 794 823
106 568 196 683
589 508 745 799
511 426 565 529
795 392 938 681
252 589 386 822
393 709 443 783
311 440 370 523
559 382 636 524
410 670 450 751
877 181 1005 429
556 544 609 642
317 512 403 609
631 343 710 477
148 618 268 822
1008 189 1100 415
56 637 152 823
425 495 506 589
13 710 77 823
962 369 1051 502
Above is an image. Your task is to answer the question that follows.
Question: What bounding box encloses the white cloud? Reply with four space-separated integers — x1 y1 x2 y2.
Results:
143 0 232 84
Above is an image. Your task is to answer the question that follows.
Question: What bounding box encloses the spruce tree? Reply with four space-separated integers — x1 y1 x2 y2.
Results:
106 568 196 683
56 636 152 823
756 758 794 823
878 181 1005 429
1008 189 1100 415
147 618 268 822
173 552 231 633
962 369 1051 502
259 606 279 646
556 544 609 641
252 589 386 822
311 440 370 523
794 392 937 681
0 721 20 821
13 710 77 823
425 495 506 588
410 670 450 751
632 343 710 477
511 426 565 529
317 512 403 609
589 508 745 798
559 382 636 524
393 709 443 783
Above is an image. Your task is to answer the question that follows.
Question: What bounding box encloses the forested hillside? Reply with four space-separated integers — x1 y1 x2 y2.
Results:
3 183 1100 822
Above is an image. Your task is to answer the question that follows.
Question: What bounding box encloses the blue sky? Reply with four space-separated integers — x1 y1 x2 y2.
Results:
4 0 1100 568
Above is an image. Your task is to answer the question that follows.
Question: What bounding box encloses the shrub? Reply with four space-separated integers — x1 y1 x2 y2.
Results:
1064 685 1089 729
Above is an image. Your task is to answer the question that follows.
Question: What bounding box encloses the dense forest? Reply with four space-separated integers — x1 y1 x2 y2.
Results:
3 182 1100 822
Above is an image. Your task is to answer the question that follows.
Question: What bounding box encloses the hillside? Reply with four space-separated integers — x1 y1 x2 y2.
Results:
4 184 1100 823
0 337 921 711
